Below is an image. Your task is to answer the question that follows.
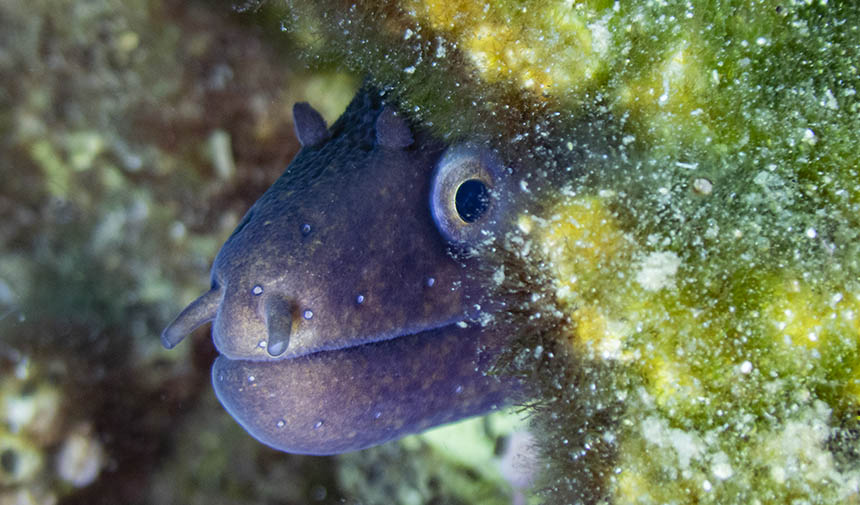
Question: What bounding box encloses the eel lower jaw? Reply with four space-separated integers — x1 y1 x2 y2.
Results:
210 319 515 455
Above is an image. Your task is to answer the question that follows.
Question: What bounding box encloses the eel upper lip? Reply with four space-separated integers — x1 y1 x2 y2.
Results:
242 320 469 363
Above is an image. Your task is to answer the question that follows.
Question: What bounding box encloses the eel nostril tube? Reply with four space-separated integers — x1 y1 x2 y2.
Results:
161 287 221 349
265 295 294 357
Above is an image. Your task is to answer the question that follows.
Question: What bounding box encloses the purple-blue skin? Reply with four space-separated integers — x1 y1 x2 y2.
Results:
161 85 520 455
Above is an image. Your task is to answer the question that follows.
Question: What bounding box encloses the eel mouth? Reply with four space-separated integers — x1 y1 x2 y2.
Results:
233 319 468 363
161 285 474 361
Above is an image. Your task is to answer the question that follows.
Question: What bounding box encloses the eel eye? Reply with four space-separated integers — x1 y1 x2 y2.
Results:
455 179 490 223
430 144 505 244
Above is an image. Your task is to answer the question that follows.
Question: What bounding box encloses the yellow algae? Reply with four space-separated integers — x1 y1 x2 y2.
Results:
405 0 607 94
763 279 860 352
569 305 619 357
531 195 631 307
409 0 487 33
642 354 705 411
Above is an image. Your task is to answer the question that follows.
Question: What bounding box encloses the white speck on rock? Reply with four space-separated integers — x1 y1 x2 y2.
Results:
641 416 704 470
519 180 530 193
493 265 506 286
588 20 611 57
636 251 681 291
711 451 734 480
56 426 105 488
693 178 713 195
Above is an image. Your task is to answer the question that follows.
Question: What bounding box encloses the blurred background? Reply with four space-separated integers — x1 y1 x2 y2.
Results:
0 1 522 503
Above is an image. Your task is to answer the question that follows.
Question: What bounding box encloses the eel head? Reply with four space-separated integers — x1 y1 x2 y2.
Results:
161 86 521 454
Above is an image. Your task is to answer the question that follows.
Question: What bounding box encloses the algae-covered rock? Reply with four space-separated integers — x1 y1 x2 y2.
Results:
273 1 860 504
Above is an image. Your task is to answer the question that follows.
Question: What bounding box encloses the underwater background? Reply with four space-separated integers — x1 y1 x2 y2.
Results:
2 0 860 504
0 0 527 503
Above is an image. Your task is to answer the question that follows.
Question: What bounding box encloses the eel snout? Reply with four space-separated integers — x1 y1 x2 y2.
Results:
161 287 221 349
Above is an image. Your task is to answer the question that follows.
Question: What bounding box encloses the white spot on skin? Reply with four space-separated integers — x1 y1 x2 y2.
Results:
636 251 682 291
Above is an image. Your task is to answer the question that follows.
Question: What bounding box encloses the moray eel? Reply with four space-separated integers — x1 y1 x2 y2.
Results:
161 86 521 455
